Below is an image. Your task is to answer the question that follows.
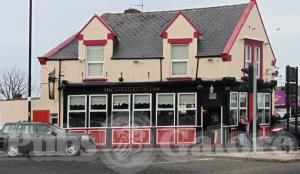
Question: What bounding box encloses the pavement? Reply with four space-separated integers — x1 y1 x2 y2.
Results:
198 151 300 163
98 146 300 163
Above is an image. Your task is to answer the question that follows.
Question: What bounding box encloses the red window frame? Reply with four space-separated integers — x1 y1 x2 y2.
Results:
244 38 264 79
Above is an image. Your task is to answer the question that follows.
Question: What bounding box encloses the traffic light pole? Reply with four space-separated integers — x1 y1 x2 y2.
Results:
252 64 257 155
28 0 32 122
295 67 298 135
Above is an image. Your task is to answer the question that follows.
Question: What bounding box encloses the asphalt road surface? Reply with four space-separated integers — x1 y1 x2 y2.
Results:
0 152 300 174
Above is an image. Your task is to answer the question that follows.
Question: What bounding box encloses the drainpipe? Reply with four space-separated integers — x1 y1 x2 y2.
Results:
58 60 62 127
195 57 200 80
160 58 163 81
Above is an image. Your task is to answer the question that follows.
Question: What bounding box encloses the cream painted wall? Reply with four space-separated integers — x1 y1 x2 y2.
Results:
228 4 275 82
0 99 40 125
197 57 229 80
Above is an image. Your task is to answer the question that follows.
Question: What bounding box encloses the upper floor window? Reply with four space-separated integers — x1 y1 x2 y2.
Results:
86 46 104 78
171 45 188 77
244 39 263 79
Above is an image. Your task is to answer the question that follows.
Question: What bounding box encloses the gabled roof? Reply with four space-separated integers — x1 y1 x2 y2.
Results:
39 3 248 60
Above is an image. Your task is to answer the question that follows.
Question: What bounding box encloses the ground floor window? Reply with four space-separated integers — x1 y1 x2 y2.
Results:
133 94 152 127
229 92 248 126
178 93 197 126
89 95 107 127
112 94 130 127
51 113 58 125
67 92 199 128
257 93 271 125
156 93 175 127
68 95 86 128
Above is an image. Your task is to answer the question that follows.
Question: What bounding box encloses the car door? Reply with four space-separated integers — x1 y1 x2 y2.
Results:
36 124 56 152
16 124 35 152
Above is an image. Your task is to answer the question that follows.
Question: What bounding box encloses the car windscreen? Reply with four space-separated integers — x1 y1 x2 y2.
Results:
2 124 16 134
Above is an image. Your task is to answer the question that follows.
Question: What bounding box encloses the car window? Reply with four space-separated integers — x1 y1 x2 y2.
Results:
36 125 52 135
2 124 16 134
17 124 34 135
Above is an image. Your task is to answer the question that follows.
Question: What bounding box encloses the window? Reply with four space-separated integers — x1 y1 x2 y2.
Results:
68 95 86 128
229 92 248 126
89 95 107 128
171 45 188 76
257 93 271 125
17 124 34 135
229 92 239 126
112 94 130 127
156 94 175 126
36 125 52 135
133 94 152 127
244 39 263 79
239 92 248 120
51 113 58 125
245 45 252 69
86 46 104 77
1 124 16 134
178 93 197 126
254 46 261 78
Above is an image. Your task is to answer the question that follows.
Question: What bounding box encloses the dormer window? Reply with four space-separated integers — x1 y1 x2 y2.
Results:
86 46 104 78
171 45 188 77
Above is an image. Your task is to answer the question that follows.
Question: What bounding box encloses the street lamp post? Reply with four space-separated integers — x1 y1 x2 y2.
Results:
28 0 32 122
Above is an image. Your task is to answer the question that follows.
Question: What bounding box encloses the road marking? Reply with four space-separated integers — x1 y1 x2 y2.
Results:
199 158 214 161
152 158 215 165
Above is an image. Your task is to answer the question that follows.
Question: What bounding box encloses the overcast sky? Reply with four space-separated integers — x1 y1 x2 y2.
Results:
0 0 299 85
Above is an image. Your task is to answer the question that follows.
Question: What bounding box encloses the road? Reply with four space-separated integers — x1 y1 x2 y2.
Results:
0 152 299 174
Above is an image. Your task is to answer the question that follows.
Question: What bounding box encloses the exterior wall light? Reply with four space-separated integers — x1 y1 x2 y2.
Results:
210 85 214 94
48 70 56 100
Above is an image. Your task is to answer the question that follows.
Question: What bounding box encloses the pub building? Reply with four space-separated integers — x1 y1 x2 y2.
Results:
32 0 277 147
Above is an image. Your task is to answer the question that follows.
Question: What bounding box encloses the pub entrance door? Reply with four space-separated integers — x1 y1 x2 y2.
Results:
202 106 223 145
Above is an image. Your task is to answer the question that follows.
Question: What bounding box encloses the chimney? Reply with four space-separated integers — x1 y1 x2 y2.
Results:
124 8 141 14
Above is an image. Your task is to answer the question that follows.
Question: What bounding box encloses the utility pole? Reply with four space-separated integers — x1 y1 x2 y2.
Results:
28 0 32 122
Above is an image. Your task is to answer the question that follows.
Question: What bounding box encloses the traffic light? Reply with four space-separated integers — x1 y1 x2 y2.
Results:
241 64 254 93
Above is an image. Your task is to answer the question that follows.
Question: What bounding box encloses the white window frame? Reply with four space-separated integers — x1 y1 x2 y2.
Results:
239 92 248 120
111 94 131 128
177 93 197 127
156 93 175 127
86 46 105 78
245 44 252 69
67 95 87 129
50 113 58 126
170 44 189 77
229 92 239 126
89 95 108 128
133 94 152 128
258 93 271 125
254 46 261 78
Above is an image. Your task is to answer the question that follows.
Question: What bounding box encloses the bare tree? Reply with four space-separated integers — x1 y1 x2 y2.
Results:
0 68 37 100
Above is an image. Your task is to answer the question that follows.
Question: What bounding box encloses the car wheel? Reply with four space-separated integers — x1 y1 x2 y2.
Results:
65 143 80 156
6 144 19 157
272 134 298 151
